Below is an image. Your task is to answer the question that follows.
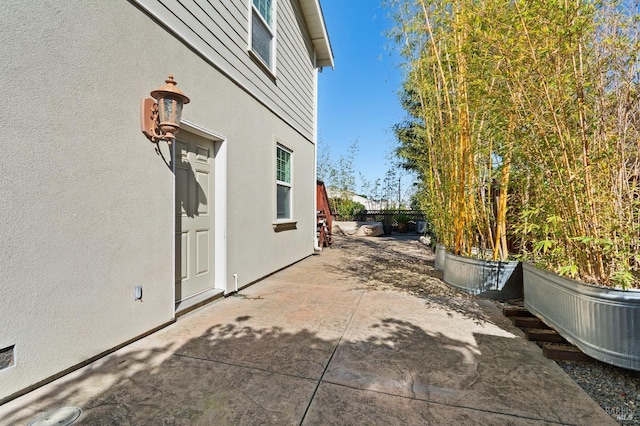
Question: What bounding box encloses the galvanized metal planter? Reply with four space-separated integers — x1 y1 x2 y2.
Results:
434 243 446 270
443 252 523 299
523 263 640 371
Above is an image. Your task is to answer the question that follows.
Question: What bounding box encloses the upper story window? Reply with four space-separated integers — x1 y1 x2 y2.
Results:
251 0 275 69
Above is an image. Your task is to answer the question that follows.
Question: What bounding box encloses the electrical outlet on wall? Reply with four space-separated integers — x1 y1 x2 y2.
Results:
134 286 143 301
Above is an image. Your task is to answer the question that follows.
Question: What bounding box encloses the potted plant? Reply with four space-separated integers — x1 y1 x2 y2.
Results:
394 212 410 233
382 219 393 235
380 210 393 235
392 2 640 367
391 0 523 298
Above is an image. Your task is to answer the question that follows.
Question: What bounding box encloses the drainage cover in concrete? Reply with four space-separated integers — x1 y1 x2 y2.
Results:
29 406 82 426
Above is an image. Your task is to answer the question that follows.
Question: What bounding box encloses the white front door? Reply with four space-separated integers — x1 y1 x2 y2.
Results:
175 134 215 307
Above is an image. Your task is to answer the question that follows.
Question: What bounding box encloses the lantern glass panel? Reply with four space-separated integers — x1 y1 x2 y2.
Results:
159 97 183 125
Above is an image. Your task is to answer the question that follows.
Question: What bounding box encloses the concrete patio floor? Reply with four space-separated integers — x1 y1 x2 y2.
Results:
0 235 615 425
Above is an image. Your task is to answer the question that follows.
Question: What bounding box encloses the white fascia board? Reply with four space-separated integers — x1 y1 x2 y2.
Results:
300 0 334 69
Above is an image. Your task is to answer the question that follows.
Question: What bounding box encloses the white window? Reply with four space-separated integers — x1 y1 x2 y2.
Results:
276 145 292 220
251 0 275 69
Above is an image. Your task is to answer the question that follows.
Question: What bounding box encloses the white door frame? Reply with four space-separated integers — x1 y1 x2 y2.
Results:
174 120 228 312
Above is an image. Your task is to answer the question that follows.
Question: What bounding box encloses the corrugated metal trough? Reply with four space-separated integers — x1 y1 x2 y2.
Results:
434 244 446 270
523 262 640 371
443 251 523 299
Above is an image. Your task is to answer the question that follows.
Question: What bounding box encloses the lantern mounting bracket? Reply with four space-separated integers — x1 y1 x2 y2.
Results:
141 98 163 143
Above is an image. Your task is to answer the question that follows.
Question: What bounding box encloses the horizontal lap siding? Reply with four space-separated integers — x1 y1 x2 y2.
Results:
135 0 315 142
276 0 315 126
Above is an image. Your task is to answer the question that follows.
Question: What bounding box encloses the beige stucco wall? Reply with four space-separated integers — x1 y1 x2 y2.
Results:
0 0 316 401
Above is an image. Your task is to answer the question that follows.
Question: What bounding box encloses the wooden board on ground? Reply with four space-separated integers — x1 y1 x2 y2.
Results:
543 344 595 362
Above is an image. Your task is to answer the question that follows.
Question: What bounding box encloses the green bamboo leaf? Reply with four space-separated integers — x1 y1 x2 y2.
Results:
558 264 579 278
546 215 563 224
534 239 554 253
612 269 633 291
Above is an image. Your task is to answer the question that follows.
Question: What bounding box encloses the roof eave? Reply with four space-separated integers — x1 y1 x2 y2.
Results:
299 0 334 69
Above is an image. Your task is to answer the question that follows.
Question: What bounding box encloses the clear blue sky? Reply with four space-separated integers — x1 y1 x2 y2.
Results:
318 0 410 198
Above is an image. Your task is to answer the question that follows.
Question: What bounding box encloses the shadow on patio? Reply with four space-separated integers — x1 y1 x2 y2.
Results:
1 234 614 425
323 234 490 324
5 314 491 425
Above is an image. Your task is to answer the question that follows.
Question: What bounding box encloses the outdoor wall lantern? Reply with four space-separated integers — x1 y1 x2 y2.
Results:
141 74 190 144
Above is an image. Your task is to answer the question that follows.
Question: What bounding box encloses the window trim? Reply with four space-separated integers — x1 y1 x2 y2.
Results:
274 143 295 229
249 0 277 74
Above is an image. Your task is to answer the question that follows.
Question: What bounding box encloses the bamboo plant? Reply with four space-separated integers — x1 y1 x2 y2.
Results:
504 0 640 289
390 0 640 288
391 0 516 260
